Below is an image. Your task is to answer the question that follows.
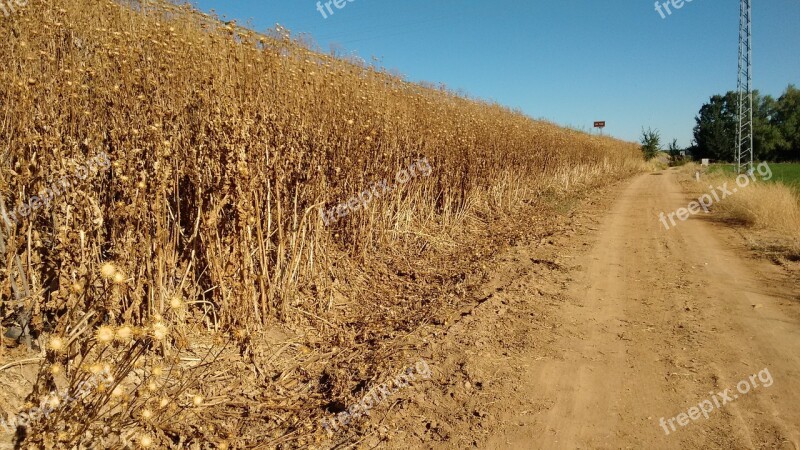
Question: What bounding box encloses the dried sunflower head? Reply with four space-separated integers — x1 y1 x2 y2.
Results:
112 271 126 285
48 336 66 353
139 434 153 448
169 296 183 310
116 326 133 341
100 263 117 279
96 325 114 343
151 323 169 340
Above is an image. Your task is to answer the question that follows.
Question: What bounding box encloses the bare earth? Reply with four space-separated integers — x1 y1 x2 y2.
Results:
368 169 800 450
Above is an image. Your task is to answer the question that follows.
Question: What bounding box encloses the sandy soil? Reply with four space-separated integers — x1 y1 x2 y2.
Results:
365 169 800 450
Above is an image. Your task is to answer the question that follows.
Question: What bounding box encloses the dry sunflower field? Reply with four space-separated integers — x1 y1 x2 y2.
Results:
0 0 641 448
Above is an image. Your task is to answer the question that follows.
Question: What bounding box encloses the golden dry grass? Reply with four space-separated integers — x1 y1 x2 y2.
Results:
0 0 643 447
682 164 800 259
715 181 800 234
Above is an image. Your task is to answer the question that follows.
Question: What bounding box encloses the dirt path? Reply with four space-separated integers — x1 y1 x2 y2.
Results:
373 170 800 450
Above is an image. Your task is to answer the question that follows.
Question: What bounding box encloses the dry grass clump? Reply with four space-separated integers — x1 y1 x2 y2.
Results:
682 164 800 259
644 153 670 172
714 181 800 234
0 0 642 446
713 179 800 259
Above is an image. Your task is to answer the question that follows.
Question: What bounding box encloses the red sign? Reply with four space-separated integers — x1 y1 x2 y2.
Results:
594 121 606 128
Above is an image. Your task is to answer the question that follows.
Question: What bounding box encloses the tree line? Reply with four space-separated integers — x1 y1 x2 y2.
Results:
691 85 799 162
642 85 799 162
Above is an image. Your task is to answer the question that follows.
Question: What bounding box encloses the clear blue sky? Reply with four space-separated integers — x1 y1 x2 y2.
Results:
190 0 800 147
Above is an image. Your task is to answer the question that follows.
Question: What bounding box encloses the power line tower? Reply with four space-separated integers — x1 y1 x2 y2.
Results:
736 0 753 174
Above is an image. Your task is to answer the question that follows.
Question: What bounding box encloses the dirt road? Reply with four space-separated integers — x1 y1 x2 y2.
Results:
376 170 800 449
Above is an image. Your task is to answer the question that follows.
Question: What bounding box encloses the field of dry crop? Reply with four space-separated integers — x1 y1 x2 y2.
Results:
0 0 642 448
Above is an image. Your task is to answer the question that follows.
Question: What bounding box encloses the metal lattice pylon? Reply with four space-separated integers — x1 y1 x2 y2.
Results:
736 0 753 174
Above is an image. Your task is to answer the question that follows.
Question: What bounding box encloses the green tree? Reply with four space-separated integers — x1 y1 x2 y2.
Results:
640 127 661 160
667 139 688 166
692 92 737 161
693 90 785 162
753 93 783 161
667 138 681 154
774 85 800 161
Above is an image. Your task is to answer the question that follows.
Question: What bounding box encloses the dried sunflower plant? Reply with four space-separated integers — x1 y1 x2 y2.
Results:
0 366 111 436
4 260 232 448
0 0 643 447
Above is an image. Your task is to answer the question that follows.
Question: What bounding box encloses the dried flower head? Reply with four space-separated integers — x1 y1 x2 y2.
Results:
116 326 133 341
96 325 115 343
152 323 169 340
49 363 64 376
47 395 61 408
71 282 84 294
48 336 66 353
139 434 153 448
169 296 183 310
100 263 117 279
112 271 126 284
192 395 203 407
